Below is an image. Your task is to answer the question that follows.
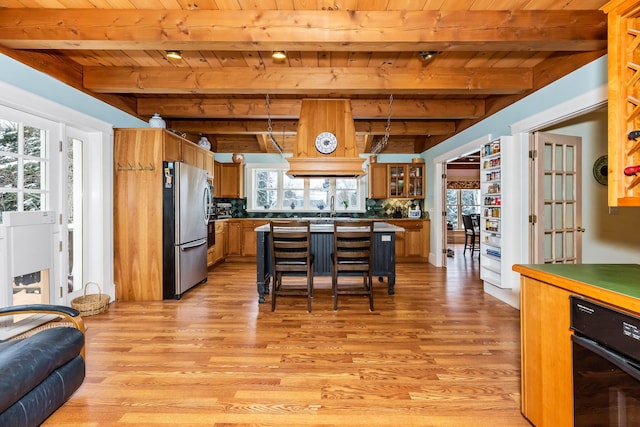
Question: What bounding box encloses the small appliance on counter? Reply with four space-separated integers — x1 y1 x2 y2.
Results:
216 202 232 219
408 204 421 218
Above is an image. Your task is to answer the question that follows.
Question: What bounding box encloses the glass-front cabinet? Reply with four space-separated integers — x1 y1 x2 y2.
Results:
388 163 424 198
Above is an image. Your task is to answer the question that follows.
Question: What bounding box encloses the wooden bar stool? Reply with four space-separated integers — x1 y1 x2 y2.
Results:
332 220 374 311
269 220 314 312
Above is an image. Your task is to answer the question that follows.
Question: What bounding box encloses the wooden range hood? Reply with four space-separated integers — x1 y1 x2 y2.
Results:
286 99 365 178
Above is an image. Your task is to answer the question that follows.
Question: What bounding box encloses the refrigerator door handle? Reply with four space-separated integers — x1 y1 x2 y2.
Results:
180 239 207 251
203 185 212 225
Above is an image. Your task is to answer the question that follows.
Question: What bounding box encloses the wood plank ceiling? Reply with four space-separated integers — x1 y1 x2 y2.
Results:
0 1 608 154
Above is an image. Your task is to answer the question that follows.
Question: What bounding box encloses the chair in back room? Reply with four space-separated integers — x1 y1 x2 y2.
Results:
462 214 480 256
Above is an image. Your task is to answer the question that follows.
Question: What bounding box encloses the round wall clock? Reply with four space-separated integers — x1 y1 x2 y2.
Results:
314 132 338 154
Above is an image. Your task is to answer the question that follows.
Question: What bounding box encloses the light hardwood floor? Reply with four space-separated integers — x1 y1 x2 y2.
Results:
46 253 528 426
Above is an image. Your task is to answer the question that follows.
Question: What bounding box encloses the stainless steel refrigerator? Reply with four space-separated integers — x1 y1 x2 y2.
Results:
162 161 211 299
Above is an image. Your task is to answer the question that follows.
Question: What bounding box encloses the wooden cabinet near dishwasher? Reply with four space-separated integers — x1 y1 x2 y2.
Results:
514 263 640 427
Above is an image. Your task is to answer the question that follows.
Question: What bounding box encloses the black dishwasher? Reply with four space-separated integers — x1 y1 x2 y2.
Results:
570 296 640 426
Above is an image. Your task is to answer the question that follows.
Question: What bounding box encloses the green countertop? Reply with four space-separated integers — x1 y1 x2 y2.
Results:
515 264 640 299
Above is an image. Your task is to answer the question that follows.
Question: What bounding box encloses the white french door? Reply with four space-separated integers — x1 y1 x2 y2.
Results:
531 132 583 263
63 128 86 301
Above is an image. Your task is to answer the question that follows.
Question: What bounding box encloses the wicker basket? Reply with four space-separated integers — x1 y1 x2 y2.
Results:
71 282 110 316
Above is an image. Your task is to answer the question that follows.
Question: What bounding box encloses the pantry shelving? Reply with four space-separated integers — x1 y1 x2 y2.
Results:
479 136 523 290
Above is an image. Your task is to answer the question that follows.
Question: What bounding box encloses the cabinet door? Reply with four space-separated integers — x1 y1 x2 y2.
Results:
219 163 245 198
404 222 424 257
388 164 406 198
204 151 214 178
163 133 182 161
241 220 268 257
520 276 573 427
194 148 206 170
182 141 197 166
227 220 241 255
407 164 425 198
368 163 388 198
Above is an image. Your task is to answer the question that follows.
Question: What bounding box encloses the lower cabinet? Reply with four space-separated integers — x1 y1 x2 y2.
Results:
241 220 269 257
213 221 227 264
227 220 242 256
385 219 430 262
520 276 573 427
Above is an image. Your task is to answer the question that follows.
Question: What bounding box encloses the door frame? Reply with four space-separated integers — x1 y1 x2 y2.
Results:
433 135 492 267
431 84 607 268
0 80 115 303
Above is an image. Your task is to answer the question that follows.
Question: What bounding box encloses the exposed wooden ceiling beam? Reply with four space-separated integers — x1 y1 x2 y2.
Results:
167 119 455 136
137 98 486 119
84 67 532 94
0 10 606 51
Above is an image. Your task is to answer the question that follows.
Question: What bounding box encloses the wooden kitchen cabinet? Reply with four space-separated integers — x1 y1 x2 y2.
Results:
215 161 245 198
369 162 425 199
603 1 640 206
368 162 388 199
385 219 429 262
203 151 214 178
182 140 197 166
514 264 640 427
113 128 191 301
519 275 573 427
213 220 227 264
241 219 269 257
226 220 242 256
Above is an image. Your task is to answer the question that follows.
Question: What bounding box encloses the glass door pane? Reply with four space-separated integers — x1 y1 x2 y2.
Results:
66 136 83 296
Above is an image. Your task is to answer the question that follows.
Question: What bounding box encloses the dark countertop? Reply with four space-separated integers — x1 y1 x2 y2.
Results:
254 221 404 233
513 264 640 306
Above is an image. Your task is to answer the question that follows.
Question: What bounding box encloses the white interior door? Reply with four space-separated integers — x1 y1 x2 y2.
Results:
64 128 85 301
531 132 583 263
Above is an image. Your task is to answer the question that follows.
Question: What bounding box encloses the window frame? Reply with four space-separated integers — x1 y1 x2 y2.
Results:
246 163 367 213
446 188 481 230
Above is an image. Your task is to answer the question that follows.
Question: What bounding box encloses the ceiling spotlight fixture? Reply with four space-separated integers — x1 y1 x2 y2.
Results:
419 51 438 62
272 51 287 60
166 50 183 60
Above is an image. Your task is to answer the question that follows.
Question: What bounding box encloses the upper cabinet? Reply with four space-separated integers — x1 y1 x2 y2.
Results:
368 163 388 198
603 1 640 206
115 128 213 177
369 162 425 199
215 161 245 199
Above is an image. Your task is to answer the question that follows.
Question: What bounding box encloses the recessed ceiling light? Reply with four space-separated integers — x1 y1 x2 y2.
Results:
419 51 438 62
272 51 287 60
166 50 183 60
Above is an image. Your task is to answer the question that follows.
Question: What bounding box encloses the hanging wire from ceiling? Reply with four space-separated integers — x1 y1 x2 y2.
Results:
265 94 284 157
371 95 393 155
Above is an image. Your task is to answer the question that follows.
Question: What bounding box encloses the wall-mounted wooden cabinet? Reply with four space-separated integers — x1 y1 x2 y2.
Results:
368 162 425 199
368 163 388 198
215 161 245 198
603 1 640 206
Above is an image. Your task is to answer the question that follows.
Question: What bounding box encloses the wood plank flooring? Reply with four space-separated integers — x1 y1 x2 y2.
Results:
46 251 529 426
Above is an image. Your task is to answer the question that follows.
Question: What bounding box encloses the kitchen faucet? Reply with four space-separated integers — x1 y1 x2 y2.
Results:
330 195 335 217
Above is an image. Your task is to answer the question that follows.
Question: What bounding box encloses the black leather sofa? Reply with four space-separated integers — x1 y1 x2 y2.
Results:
0 304 86 427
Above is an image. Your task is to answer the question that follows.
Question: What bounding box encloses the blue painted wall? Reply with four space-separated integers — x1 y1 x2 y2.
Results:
422 55 608 211
0 54 147 128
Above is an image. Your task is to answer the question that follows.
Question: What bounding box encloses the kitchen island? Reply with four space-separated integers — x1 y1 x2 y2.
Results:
254 221 404 303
